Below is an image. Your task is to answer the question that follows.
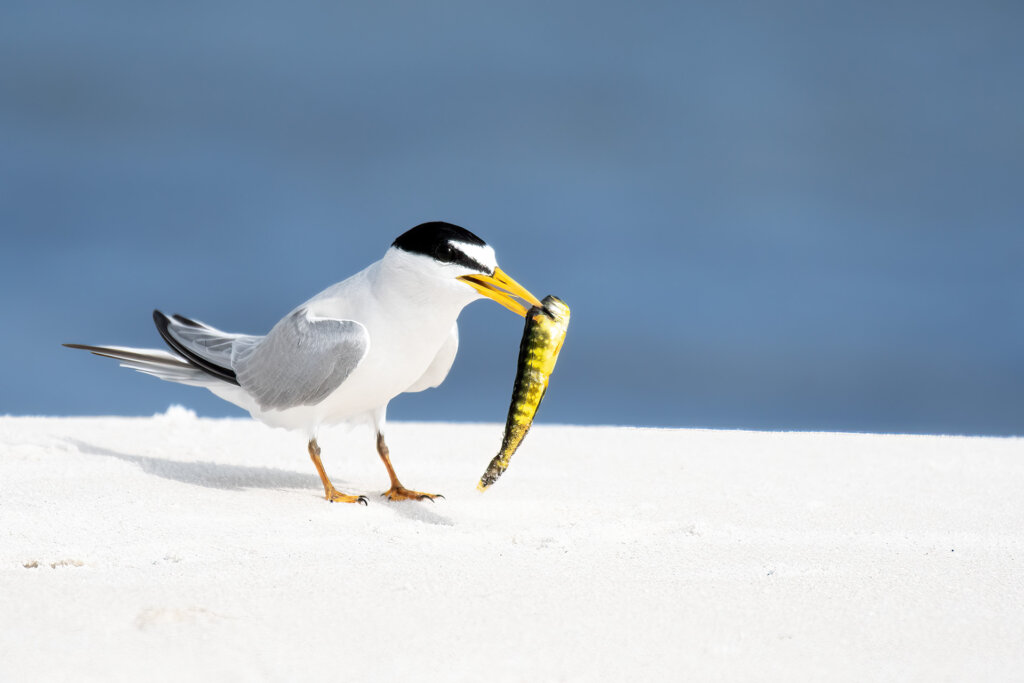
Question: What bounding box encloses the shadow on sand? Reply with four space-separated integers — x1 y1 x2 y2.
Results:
378 496 455 526
66 437 324 493
64 438 457 524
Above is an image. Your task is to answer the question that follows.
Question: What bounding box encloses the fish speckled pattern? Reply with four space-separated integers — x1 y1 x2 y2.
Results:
478 295 570 490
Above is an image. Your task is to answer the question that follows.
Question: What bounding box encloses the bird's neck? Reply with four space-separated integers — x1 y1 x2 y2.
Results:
371 255 472 325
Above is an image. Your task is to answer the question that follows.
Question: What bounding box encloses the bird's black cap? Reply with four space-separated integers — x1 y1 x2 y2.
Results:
392 222 491 272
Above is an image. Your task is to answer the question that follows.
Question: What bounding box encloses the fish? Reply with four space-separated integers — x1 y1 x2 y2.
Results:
478 295 570 491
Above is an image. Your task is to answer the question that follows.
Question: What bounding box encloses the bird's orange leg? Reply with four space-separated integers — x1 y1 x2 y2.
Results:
308 439 367 505
376 432 443 501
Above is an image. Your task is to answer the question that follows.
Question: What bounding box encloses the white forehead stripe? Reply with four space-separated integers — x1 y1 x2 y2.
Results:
452 241 497 272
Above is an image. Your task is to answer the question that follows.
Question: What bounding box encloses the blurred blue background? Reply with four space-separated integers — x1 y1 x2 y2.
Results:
2 1 1022 435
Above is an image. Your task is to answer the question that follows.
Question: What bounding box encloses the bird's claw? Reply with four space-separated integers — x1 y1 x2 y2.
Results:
325 487 368 505
381 485 444 502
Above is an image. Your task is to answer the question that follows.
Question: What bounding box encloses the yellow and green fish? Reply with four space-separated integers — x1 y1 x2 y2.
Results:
478 295 570 490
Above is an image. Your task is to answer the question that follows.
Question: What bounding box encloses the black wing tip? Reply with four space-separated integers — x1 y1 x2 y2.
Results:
153 309 240 386
172 313 203 328
153 310 203 329
152 309 173 340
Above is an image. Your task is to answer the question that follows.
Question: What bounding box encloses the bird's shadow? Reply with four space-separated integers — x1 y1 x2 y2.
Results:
66 438 327 494
65 438 458 525
378 497 456 526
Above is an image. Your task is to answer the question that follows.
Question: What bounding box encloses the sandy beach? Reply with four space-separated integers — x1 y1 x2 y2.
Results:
2 409 1022 681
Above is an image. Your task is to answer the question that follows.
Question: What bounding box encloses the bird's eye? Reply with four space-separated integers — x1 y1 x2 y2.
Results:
439 244 456 261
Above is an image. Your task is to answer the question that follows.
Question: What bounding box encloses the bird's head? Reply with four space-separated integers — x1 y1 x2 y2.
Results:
390 221 542 316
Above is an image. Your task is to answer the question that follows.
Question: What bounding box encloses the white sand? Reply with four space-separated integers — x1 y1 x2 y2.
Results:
1 410 1022 681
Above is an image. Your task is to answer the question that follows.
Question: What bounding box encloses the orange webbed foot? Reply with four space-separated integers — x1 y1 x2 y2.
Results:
325 486 368 505
381 485 444 502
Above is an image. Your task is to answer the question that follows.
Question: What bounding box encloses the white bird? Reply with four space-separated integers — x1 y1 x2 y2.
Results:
65 222 542 504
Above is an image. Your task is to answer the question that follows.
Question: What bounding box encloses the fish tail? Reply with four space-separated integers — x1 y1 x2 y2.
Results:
477 424 530 490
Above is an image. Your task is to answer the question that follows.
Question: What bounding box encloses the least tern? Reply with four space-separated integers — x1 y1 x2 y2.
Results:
65 221 542 504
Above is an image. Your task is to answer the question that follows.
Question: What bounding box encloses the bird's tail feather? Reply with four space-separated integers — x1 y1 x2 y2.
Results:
62 343 215 386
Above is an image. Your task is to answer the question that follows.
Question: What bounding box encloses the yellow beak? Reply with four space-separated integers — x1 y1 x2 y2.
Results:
458 267 543 317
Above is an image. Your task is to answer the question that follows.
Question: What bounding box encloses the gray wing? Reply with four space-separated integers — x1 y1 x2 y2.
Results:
405 323 458 393
232 308 370 410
